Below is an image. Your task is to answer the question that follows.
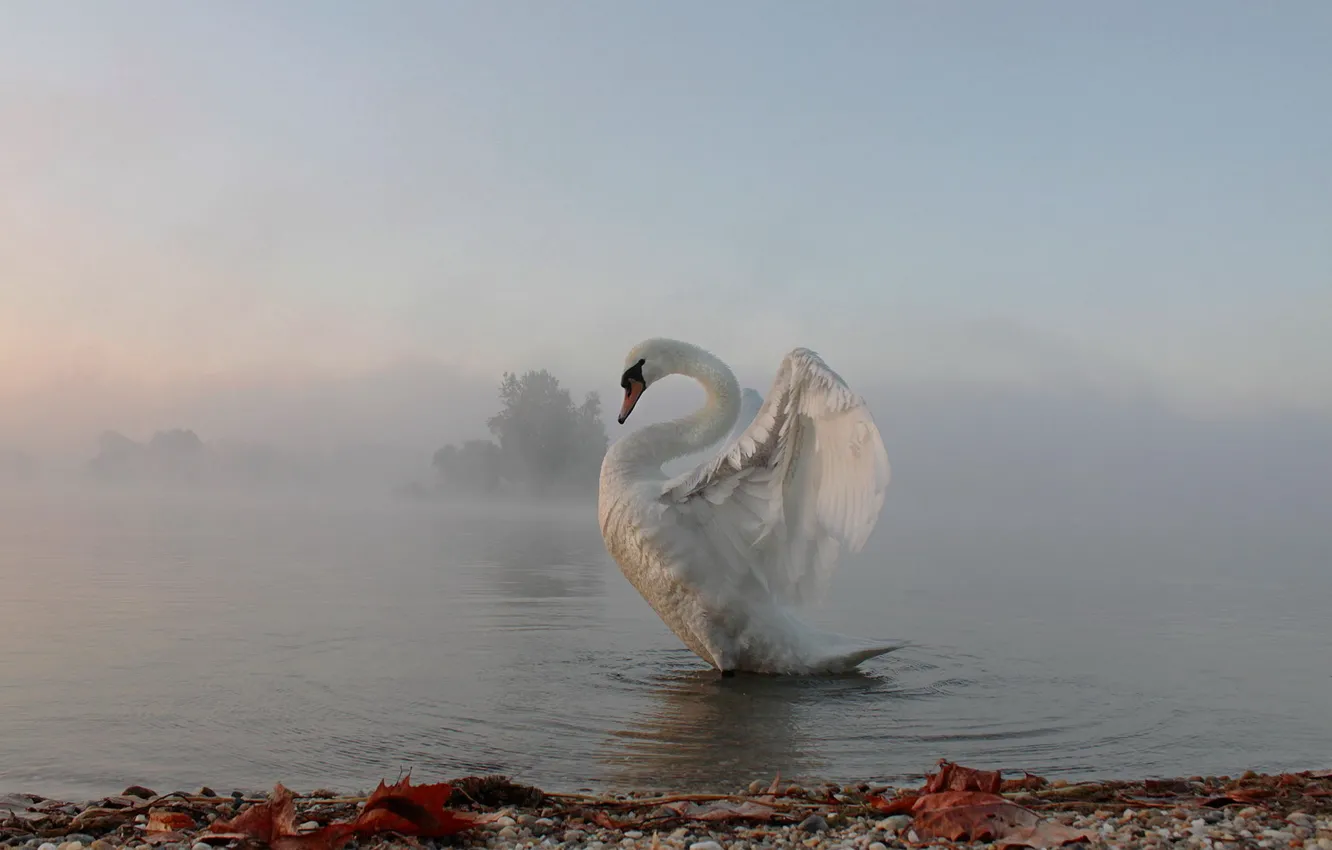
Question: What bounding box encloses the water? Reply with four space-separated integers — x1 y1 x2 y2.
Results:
1 489 1328 800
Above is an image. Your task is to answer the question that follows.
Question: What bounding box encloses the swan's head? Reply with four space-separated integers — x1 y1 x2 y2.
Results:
616 338 686 424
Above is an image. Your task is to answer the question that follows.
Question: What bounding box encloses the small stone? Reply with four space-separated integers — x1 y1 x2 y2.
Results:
748 780 766 794
122 786 156 800
494 815 516 827
299 821 318 831
38 844 57 850
58 841 83 850
563 829 585 843
869 844 889 850
878 815 912 835
798 814 829 833
689 843 723 850
784 784 805 797
89 842 114 850
497 826 518 840
197 787 217 798
624 832 644 840
193 844 211 850
134 814 148 824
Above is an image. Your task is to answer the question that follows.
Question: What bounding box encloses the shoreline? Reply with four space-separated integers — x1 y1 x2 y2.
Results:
3 764 1329 850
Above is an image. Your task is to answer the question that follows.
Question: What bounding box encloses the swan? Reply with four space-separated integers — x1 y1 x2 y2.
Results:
597 338 901 675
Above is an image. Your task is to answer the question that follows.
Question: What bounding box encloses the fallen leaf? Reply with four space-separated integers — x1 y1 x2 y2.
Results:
353 777 476 838
911 795 1039 843
661 801 776 822
146 811 197 832
590 810 637 829
925 760 1004 795
143 832 189 846
210 784 300 844
209 784 355 850
997 821 1095 849
867 794 919 815
913 790 1013 811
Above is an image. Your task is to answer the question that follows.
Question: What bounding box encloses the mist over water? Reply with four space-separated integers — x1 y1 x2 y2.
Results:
1 436 1328 800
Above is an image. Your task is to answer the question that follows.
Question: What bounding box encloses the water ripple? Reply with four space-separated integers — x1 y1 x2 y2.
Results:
1 494 1329 798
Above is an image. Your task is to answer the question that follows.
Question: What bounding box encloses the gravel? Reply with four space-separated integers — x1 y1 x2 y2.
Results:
2 771 1330 850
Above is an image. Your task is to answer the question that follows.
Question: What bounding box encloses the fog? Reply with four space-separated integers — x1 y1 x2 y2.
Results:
2 355 1328 542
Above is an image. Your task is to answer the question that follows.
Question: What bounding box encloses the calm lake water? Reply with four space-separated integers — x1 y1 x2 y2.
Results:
1 489 1328 800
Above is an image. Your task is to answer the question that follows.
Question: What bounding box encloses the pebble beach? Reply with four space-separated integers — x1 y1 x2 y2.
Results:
4 766 1329 850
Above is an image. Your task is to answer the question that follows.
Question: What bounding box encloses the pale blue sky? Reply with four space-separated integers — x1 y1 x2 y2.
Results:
3 0 1331 450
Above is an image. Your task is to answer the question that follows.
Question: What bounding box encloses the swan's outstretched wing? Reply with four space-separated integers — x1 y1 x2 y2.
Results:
725 388 764 448
658 348 890 606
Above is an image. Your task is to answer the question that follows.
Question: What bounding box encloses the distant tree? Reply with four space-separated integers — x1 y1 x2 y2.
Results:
483 369 608 496
146 428 207 483
432 439 501 495
87 428 209 485
87 430 145 481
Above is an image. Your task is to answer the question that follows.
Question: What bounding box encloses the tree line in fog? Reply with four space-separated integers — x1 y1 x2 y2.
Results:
420 369 608 499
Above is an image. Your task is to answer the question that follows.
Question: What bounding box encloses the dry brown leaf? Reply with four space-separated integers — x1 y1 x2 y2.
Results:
925 760 1004 795
146 811 197 832
589 810 637 829
352 776 476 838
143 832 190 846
911 792 1040 843
209 784 355 850
867 794 919 815
997 821 1095 849
662 801 776 822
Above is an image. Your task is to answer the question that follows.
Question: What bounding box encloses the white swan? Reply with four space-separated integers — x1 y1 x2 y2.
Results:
597 338 901 675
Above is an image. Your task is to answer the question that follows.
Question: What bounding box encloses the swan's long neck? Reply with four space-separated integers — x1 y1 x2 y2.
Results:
610 345 741 472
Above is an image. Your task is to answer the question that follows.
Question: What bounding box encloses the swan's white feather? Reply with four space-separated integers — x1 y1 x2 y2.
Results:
659 348 891 607
725 387 765 448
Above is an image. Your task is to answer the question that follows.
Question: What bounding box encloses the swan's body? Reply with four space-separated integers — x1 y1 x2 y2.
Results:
598 338 900 675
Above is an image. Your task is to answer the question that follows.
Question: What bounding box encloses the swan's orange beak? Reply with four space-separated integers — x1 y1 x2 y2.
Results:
618 379 645 424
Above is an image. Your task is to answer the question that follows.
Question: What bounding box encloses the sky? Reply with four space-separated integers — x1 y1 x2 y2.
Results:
2 0 1331 455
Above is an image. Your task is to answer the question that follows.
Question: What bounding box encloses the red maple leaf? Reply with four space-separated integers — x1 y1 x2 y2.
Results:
146 812 197 832
208 784 356 850
872 762 1092 847
209 778 475 850
352 777 477 838
925 760 1004 794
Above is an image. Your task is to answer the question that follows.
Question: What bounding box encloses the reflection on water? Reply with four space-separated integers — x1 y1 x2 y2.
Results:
0 491 1330 799
477 510 606 601
602 661 888 789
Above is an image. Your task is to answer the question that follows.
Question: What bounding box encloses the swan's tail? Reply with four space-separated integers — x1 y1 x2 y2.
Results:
810 636 908 673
